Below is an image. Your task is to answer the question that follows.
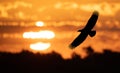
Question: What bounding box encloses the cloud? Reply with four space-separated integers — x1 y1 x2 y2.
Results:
17 11 25 19
54 2 79 9
0 6 8 17
0 1 32 18
80 2 120 16
0 1 120 20
14 1 32 8
37 6 47 12
53 2 120 17
6 1 32 9
0 1 32 10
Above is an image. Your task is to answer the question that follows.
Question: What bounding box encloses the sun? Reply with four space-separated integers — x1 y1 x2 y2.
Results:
30 42 50 51
23 30 55 51
23 30 55 39
35 21 44 27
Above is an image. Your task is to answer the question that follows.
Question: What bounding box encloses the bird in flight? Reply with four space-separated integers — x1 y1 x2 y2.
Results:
69 11 99 49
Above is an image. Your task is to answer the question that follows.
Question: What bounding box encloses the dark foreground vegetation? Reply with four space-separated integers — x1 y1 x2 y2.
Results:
0 46 120 73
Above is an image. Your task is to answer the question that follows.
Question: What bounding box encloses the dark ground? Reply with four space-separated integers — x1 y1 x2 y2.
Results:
0 46 120 73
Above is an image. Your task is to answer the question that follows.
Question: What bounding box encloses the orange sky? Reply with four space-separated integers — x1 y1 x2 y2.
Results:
0 0 120 59
0 0 120 20
0 0 120 29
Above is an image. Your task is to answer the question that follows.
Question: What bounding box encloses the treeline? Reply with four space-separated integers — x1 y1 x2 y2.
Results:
0 46 120 73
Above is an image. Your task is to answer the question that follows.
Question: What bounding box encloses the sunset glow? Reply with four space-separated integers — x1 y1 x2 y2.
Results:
35 21 44 27
0 0 120 59
30 42 50 51
23 30 55 39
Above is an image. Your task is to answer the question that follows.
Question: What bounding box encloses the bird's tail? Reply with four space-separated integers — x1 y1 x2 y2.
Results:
89 30 96 37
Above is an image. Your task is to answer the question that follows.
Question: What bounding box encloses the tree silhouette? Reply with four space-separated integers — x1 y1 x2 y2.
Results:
0 47 120 73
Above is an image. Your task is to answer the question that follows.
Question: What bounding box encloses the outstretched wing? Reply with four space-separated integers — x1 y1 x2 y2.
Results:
69 32 88 49
78 11 99 32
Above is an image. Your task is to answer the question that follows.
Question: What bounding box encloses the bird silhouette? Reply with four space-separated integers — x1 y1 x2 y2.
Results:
69 11 99 49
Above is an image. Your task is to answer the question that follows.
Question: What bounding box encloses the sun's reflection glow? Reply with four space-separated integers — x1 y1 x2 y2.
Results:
30 42 50 51
23 30 55 39
35 21 44 27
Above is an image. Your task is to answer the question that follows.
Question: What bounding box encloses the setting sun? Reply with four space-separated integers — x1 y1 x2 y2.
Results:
23 30 55 39
30 42 50 51
35 21 44 27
